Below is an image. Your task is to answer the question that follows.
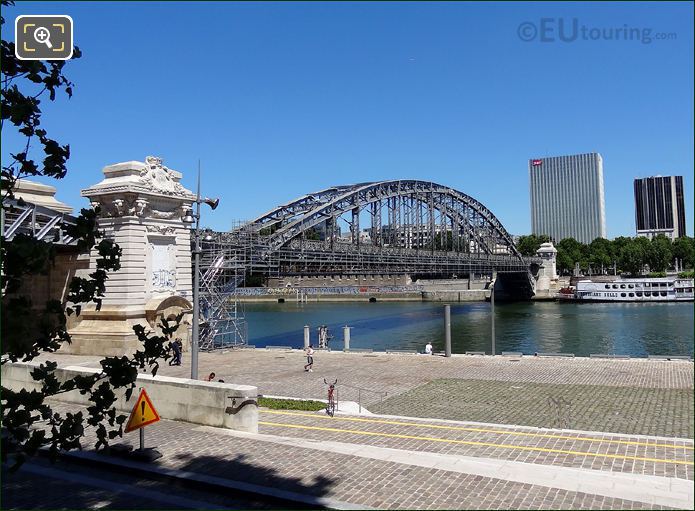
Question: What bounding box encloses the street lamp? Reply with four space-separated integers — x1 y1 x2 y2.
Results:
490 276 496 356
182 166 219 380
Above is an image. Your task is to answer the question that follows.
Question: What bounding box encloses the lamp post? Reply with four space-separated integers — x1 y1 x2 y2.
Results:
490 276 496 356
182 165 219 380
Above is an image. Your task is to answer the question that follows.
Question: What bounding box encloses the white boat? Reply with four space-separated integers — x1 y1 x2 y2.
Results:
557 277 694 302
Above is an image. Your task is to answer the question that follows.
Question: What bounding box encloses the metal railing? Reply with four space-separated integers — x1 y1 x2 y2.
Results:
337 382 388 414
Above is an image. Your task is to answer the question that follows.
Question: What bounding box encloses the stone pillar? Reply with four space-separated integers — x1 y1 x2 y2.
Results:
64 156 196 356
535 242 558 292
343 326 351 352
303 325 310 349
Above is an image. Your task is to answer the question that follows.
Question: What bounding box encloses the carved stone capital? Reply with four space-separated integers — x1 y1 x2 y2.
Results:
139 156 188 197
146 225 176 235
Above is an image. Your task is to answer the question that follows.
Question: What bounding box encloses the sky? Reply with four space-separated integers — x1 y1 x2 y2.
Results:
3 1 693 237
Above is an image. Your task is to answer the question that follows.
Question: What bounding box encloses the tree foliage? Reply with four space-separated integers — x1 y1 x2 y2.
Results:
516 234 550 257
529 232 695 276
672 236 694 269
1 0 174 471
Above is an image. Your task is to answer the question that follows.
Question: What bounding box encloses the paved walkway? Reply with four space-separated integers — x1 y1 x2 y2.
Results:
257 410 694 481
43 349 695 437
31 401 694 509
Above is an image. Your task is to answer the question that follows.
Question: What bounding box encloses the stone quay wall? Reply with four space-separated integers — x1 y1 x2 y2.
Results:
1 362 259 433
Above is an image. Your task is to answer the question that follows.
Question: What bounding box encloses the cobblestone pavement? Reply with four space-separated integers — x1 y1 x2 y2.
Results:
2 448 276 510
257 409 694 481
41 350 694 437
26 402 684 510
369 378 694 438
3 466 178 510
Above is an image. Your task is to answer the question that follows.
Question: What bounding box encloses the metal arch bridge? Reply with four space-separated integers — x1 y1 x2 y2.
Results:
198 180 538 348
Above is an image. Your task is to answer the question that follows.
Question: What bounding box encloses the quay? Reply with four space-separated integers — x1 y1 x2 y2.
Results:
20 350 693 509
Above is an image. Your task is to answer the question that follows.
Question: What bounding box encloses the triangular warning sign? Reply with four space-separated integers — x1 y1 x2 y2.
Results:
124 388 160 433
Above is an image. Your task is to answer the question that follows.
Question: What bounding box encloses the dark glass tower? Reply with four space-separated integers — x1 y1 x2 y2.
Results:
634 176 686 239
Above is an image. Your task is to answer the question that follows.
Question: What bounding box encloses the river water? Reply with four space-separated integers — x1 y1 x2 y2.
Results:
243 301 694 357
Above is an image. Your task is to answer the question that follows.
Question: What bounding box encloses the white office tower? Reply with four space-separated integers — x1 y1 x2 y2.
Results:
529 153 607 244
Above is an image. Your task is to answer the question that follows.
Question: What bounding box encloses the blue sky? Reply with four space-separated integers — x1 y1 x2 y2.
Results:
3 1 693 237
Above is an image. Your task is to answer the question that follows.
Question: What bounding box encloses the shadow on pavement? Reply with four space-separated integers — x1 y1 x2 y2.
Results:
172 451 335 505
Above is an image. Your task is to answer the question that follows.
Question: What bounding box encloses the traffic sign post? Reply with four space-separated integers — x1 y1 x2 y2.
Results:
124 388 162 462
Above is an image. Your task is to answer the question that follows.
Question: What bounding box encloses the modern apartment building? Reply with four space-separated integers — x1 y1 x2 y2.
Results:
634 175 686 239
529 153 607 244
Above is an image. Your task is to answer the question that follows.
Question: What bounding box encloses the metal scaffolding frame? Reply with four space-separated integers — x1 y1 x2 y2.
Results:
197 221 255 350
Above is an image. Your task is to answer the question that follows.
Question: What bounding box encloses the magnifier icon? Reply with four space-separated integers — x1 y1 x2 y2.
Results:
33 26 52 49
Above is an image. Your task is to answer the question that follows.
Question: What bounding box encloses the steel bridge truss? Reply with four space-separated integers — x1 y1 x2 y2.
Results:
198 181 536 349
249 180 523 259
1 199 78 245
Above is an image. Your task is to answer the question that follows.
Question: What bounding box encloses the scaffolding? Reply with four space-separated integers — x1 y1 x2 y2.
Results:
197 221 257 350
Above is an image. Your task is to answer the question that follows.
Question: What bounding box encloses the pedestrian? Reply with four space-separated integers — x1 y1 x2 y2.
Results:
424 341 433 355
206 372 216 381
304 344 315 372
174 338 183 365
169 338 182 366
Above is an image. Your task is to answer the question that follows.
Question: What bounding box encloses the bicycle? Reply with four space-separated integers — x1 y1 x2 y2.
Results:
324 378 337 417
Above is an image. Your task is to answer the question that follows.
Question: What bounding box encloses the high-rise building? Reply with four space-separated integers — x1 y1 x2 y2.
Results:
633 175 686 240
529 153 607 244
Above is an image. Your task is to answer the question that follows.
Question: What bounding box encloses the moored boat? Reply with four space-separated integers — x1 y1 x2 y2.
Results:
556 277 694 302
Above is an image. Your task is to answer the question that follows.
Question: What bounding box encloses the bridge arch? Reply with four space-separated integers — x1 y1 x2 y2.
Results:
244 180 521 259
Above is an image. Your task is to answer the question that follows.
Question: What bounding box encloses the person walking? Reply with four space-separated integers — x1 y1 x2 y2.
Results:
169 338 182 366
304 345 315 372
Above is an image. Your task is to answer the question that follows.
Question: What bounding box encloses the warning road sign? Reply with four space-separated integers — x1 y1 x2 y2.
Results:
124 388 160 433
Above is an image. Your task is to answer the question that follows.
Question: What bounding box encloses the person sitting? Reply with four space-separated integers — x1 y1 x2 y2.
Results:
206 372 216 381
424 342 433 355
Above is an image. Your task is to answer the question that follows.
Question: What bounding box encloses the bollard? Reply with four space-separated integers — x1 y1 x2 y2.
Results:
304 325 310 349
343 325 351 352
444 304 452 357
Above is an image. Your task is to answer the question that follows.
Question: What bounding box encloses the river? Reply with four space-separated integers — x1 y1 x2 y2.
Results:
242 301 694 357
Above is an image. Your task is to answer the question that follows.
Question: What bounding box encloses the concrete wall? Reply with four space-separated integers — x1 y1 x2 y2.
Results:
423 290 490 302
416 278 491 291
1 362 258 433
14 249 90 327
268 274 412 287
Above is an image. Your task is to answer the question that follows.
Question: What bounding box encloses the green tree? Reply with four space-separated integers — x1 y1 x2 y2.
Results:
672 236 695 270
556 237 586 274
429 231 454 251
587 237 613 272
618 239 646 275
516 234 550 257
304 227 321 241
1 1 173 471
611 237 632 260
646 235 673 273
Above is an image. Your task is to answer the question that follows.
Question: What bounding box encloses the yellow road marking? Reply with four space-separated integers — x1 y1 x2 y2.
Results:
259 421 694 466
260 410 694 451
